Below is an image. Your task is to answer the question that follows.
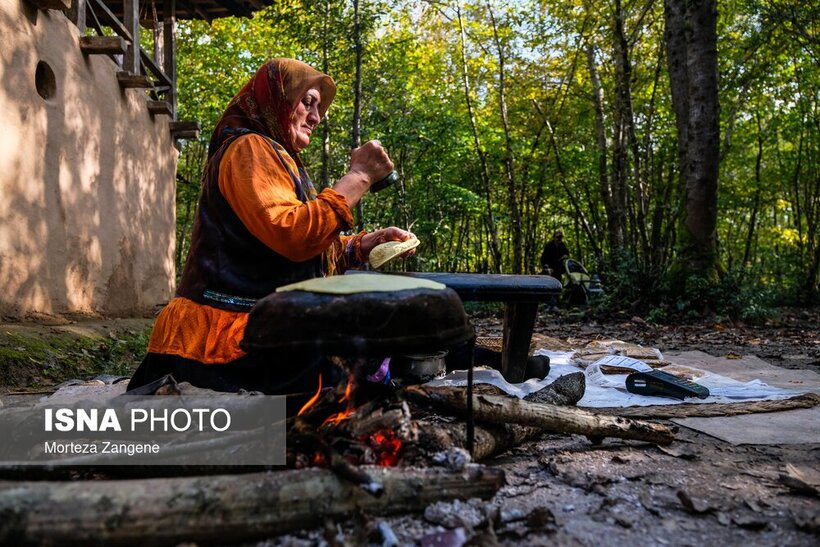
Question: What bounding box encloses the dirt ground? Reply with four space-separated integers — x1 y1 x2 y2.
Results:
0 309 818 545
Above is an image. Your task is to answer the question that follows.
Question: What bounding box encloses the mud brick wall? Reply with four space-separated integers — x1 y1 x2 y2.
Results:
0 0 177 318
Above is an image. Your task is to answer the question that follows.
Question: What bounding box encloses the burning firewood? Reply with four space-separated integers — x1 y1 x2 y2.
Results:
407 385 677 445
0 466 505 545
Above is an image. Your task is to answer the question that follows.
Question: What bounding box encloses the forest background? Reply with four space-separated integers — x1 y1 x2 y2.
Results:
168 0 819 323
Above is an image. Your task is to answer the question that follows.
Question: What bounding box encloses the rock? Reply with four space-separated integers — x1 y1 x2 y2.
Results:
420 527 467 547
793 511 820 534
431 447 472 471
377 521 399 547
524 372 585 406
424 499 486 529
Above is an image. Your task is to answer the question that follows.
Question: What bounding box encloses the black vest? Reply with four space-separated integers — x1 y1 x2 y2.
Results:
177 132 323 311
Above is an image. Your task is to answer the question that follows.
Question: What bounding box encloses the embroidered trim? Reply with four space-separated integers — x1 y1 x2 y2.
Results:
350 230 369 265
202 290 257 310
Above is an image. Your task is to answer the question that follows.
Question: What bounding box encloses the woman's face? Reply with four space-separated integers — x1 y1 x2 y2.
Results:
290 88 322 152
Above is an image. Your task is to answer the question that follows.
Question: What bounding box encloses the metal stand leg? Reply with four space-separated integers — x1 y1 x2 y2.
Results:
466 337 475 456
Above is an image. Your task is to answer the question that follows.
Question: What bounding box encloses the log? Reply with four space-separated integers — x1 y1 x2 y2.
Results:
410 375 587 461
413 418 542 462
409 385 676 445
0 466 505 545
594 393 820 418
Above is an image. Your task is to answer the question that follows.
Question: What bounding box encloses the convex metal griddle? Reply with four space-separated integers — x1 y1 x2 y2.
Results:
241 273 481 454
240 274 473 357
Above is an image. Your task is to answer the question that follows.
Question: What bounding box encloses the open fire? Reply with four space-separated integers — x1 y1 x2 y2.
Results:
293 372 404 468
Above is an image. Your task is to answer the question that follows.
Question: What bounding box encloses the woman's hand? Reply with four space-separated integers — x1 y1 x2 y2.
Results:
349 140 394 186
361 227 416 259
333 140 394 208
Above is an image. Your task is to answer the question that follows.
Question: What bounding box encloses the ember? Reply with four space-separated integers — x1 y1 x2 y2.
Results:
363 429 402 467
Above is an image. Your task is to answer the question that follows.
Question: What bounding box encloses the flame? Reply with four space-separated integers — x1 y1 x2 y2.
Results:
365 429 402 467
321 374 356 427
297 374 323 416
338 376 354 404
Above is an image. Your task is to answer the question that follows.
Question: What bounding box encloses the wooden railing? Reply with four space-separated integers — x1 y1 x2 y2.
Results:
59 0 199 138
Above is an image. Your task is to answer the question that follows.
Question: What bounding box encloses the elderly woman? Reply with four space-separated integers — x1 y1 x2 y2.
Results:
128 58 414 395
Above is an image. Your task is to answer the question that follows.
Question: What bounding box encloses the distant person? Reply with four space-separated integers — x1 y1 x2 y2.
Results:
541 229 570 280
540 229 569 312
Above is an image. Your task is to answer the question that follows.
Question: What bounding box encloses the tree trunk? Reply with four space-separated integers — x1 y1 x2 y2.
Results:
664 0 721 279
352 0 364 231
457 2 502 272
537 108 601 259
586 43 614 255
610 0 632 252
319 0 331 189
487 1 523 273
743 113 764 266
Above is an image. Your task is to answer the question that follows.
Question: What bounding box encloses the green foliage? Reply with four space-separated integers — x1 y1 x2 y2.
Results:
596 251 665 310
669 270 777 324
169 0 819 317
646 307 667 324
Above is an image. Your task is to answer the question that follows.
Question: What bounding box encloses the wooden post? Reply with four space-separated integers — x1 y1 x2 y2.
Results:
117 72 153 88
147 100 174 116
501 302 538 382
68 0 86 33
80 36 127 55
122 0 140 74
26 0 70 11
163 0 177 119
169 121 200 139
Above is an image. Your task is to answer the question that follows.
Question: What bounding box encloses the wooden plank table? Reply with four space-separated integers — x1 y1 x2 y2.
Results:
401 272 562 383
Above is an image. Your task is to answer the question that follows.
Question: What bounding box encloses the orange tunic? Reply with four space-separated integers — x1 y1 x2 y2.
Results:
148 134 364 363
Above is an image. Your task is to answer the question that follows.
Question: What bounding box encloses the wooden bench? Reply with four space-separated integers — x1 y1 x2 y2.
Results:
400 272 562 383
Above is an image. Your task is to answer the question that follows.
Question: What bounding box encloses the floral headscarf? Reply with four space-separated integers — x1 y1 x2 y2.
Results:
208 58 336 164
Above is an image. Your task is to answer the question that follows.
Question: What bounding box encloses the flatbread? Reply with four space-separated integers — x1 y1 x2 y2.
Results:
369 237 420 269
276 272 444 294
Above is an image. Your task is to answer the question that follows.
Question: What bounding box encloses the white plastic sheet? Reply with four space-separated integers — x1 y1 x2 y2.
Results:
427 349 807 408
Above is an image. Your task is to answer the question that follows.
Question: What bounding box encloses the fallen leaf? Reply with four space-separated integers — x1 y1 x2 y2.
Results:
677 490 715 514
657 445 698 460
732 513 767 530
725 353 742 360
779 463 820 497
745 500 762 513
